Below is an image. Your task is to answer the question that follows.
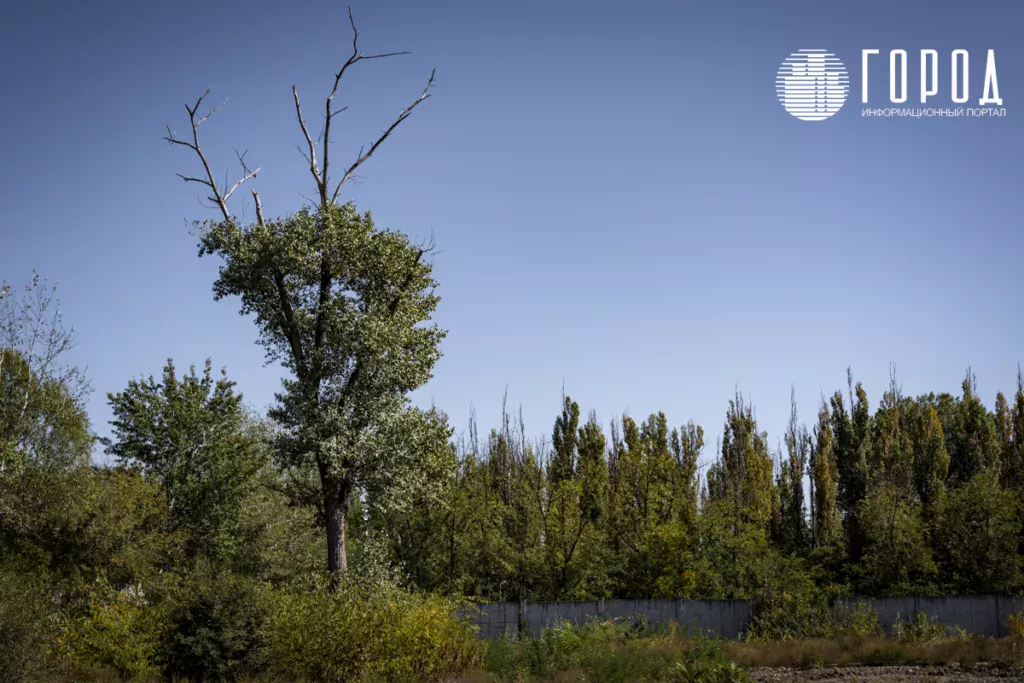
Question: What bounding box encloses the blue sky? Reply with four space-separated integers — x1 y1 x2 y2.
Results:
1 0 1021 465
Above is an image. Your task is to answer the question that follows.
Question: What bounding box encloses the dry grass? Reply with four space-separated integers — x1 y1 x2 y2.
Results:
727 636 1024 670
60 633 1024 682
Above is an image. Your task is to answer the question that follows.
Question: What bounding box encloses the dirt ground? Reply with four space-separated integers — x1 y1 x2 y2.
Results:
749 665 1024 682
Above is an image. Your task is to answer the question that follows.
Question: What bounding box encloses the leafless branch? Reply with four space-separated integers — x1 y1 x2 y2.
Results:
165 88 259 223
175 174 212 186
252 189 265 226
292 5 422 207
223 166 262 203
293 85 322 197
331 68 435 203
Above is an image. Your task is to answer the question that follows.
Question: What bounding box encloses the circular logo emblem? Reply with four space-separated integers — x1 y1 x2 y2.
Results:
776 49 849 121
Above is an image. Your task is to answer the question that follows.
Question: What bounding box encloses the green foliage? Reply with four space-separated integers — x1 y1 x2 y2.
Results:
159 566 269 681
104 359 266 564
264 578 481 682
482 621 748 683
1 464 173 590
856 481 938 595
778 390 808 554
228 474 326 583
0 569 59 683
664 661 752 683
0 274 92 470
810 401 840 547
719 395 774 530
892 611 966 644
1008 609 1024 638
12 269 1024 680
745 558 881 641
61 579 165 681
938 470 1023 593
198 202 447 573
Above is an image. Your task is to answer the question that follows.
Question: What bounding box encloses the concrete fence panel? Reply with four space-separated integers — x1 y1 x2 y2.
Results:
464 595 1024 640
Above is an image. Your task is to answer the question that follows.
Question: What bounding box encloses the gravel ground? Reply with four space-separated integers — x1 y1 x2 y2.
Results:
749 665 1024 682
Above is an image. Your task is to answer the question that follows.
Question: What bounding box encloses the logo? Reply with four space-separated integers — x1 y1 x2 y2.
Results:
776 49 850 121
776 48 1005 121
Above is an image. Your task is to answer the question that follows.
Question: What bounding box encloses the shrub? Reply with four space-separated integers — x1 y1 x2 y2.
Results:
265 577 481 682
159 568 269 681
893 611 965 644
0 570 59 683
663 661 752 683
1009 609 1024 639
746 590 881 641
481 620 745 683
61 579 164 681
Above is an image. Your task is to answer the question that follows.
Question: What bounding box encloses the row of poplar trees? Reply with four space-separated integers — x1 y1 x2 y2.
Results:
374 369 1024 603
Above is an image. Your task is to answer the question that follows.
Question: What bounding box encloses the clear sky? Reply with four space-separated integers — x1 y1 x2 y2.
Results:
1 0 1021 466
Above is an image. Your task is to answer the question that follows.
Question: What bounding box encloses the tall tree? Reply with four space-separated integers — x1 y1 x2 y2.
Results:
549 395 580 485
0 275 91 470
911 403 949 532
1005 369 1024 491
103 360 265 562
166 9 440 574
669 421 703 529
810 401 839 547
831 386 866 518
720 394 774 530
946 370 998 486
577 411 608 524
850 378 873 499
778 388 807 552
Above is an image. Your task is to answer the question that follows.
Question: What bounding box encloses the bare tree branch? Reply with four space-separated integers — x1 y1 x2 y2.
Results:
252 189 265 226
175 174 213 186
330 68 435 203
293 85 322 197
164 88 259 223
294 5 419 207
223 166 262 203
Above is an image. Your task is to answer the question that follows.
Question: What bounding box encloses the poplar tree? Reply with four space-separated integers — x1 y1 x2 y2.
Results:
1005 370 1024 491
549 395 580 485
166 9 443 575
670 421 703 529
779 389 807 552
577 411 608 523
949 369 999 485
720 394 774 530
912 404 949 531
810 401 839 547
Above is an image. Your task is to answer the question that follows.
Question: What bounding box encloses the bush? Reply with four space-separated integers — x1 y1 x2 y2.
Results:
264 577 482 682
663 661 752 683
60 579 164 681
160 568 269 681
0 570 59 683
893 611 965 644
481 620 745 683
747 589 881 641
1009 609 1024 639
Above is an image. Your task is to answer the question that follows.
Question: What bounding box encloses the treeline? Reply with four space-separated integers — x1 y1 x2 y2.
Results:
381 369 1024 603
0 277 479 681
4 275 1024 679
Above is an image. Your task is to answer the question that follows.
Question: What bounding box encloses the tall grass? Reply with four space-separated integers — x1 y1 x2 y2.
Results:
478 620 748 683
469 617 1024 683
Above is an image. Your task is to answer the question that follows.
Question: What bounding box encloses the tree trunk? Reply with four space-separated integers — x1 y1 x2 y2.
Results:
325 476 353 574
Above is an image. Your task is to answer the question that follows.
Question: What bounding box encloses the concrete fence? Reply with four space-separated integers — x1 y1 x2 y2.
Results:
463 599 749 639
838 595 1024 639
463 595 1024 640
